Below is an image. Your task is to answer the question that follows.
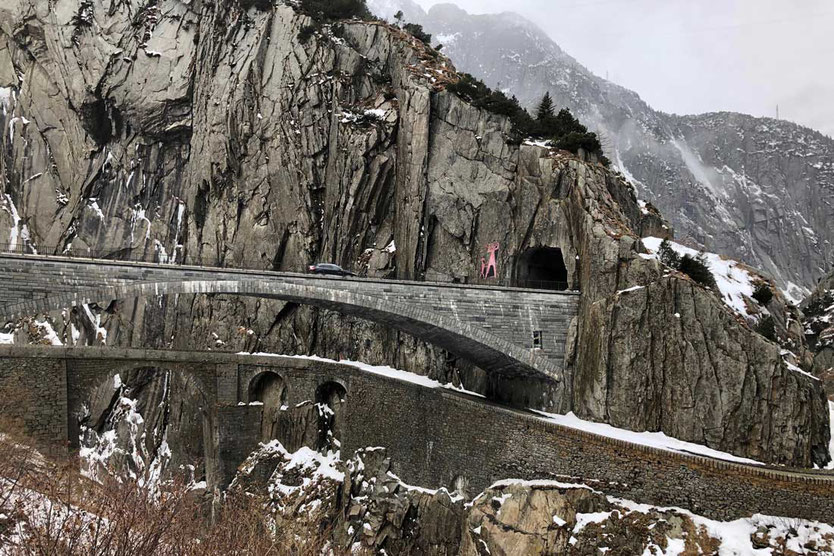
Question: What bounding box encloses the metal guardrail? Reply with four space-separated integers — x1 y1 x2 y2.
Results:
0 243 573 291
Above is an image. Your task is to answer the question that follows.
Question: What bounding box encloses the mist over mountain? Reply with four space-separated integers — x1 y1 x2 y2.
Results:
369 0 834 300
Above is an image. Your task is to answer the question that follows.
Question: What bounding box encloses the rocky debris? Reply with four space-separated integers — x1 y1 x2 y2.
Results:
228 440 343 552
229 444 834 555
337 447 466 554
466 481 834 555
0 0 829 466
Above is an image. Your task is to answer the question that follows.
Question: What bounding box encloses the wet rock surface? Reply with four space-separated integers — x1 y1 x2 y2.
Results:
79 368 207 482
804 270 834 397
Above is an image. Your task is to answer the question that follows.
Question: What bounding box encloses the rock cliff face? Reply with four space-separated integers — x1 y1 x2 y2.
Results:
0 0 829 465
368 1 834 299
804 271 834 397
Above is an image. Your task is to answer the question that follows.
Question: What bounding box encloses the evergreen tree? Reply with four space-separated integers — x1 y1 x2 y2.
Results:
678 252 718 290
658 239 681 268
536 92 555 121
403 22 431 44
752 282 774 305
394 10 403 26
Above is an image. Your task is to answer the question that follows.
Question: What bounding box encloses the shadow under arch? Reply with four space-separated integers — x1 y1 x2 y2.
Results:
3 279 563 382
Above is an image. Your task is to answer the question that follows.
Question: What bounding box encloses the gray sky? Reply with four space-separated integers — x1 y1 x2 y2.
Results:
416 0 834 137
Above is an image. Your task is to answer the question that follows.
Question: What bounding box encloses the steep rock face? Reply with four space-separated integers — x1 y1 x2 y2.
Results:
368 1 834 299
79 368 207 482
545 153 829 466
804 270 834 396
0 0 828 465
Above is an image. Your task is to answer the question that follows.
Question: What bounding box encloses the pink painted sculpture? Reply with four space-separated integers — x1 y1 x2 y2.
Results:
481 242 499 279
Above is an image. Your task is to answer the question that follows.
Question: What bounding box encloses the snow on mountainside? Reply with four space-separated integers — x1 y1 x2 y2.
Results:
641 237 758 318
368 1 834 297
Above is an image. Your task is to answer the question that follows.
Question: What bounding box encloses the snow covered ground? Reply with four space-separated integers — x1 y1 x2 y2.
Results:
532 410 763 465
240 352 763 466
641 236 757 318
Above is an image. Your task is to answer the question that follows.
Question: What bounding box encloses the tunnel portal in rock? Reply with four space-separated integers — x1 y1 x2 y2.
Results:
516 247 568 290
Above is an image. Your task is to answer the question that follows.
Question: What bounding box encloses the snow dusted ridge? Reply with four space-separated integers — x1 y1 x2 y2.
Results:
239 352 766 466
641 236 757 318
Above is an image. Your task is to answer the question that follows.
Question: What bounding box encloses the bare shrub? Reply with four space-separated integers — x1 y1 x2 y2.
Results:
0 434 338 554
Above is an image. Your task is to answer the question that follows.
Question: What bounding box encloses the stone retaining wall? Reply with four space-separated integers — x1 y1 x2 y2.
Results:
0 356 68 457
1 346 832 523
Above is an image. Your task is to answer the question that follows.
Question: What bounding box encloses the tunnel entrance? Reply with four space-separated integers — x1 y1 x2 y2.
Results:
315 381 347 453
516 247 568 290
250 372 288 443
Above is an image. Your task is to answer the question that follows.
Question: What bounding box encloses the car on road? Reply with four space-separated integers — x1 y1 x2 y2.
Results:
307 263 355 277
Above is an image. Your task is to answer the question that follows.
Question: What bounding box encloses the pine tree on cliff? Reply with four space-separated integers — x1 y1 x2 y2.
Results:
536 92 555 121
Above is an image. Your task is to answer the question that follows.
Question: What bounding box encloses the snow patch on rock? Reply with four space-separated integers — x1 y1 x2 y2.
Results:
642 236 756 318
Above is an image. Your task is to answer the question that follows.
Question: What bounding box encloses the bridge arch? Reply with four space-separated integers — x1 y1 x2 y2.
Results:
3 279 563 382
248 370 288 405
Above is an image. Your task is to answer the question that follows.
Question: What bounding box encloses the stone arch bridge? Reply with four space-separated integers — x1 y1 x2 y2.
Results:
1 345 833 523
0 254 579 381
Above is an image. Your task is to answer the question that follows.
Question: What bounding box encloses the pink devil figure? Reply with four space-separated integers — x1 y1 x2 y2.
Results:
484 242 499 279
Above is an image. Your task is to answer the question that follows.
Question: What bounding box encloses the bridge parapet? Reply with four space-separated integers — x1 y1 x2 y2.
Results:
0 254 579 381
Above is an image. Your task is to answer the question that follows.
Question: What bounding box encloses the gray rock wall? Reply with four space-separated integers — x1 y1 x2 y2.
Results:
379 1 834 296
0 0 828 466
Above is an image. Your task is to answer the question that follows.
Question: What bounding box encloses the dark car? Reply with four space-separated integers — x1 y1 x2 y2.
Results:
307 263 355 277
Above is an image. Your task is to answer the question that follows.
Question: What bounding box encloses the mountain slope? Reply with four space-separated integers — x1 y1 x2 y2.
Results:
368 1 834 300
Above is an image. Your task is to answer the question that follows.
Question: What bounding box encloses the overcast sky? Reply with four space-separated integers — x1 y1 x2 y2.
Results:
415 0 834 137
